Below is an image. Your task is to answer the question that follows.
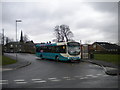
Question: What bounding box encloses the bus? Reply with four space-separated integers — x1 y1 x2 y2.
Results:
36 42 81 62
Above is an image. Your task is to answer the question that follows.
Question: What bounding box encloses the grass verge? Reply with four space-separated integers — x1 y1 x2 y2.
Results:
94 54 120 65
0 55 17 66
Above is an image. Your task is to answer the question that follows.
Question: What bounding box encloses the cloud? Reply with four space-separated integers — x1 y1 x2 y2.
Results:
2 1 118 44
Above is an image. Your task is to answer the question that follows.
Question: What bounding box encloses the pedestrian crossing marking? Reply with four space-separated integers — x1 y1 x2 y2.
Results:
2 73 114 85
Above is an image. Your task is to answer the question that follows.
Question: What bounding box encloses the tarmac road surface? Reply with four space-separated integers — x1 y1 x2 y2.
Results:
2 53 118 88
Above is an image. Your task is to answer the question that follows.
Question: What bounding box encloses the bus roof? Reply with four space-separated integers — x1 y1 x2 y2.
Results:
36 42 68 47
36 42 79 47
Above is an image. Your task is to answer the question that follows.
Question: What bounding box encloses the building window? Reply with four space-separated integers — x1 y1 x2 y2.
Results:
19 45 21 47
10 44 13 48
19 49 21 51
93 44 96 48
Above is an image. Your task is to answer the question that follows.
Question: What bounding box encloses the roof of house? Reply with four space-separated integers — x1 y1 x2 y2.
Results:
94 42 120 50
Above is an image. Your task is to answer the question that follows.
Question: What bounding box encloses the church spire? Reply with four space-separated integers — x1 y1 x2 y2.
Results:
20 30 23 42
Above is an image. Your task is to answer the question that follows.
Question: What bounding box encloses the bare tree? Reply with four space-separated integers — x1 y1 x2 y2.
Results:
54 25 61 42
5 37 13 44
23 34 29 42
60 24 73 42
53 24 74 42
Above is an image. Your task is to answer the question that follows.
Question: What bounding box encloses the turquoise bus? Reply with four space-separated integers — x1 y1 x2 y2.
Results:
36 42 81 62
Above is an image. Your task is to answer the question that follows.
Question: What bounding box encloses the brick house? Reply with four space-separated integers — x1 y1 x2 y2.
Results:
91 42 120 53
4 31 36 53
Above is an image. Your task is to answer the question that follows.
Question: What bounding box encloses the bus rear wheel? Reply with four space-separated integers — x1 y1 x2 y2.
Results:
55 56 59 62
40 54 43 59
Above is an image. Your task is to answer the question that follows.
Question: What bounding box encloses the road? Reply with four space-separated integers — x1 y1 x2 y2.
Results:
2 53 118 88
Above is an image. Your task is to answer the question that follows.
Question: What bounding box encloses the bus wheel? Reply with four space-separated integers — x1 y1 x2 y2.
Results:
40 55 43 59
55 56 59 62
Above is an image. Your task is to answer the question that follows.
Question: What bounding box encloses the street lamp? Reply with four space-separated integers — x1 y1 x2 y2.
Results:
15 20 22 60
16 20 22 42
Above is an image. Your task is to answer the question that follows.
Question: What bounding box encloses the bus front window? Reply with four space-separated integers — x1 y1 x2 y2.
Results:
67 42 80 55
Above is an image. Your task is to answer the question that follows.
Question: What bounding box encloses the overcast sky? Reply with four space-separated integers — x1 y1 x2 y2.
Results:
2 0 118 44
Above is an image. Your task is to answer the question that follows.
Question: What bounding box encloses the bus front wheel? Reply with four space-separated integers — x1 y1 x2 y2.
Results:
55 56 59 62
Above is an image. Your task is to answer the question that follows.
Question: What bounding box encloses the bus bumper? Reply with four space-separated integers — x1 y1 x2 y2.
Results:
67 57 80 60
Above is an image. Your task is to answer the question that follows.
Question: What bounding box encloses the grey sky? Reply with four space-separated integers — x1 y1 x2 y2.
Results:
2 1 118 44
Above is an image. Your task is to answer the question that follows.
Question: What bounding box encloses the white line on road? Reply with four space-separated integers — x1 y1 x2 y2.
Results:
0 80 8 82
48 78 57 80
50 79 61 82
48 78 61 82
33 80 46 83
83 77 88 79
14 79 27 84
1 68 13 72
0 80 8 84
86 75 94 77
0 82 8 84
32 79 42 81
14 79 25 82
91 76 98 78
96 74 102 76
80 78 85 79
79 77 88 79
63 77 70 79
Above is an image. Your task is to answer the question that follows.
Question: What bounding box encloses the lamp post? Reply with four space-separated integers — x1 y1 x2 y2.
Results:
15 20 22 60
16 20 22 42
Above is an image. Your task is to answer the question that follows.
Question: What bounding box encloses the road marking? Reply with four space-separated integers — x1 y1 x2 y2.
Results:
50 79 61 82
31 78 47 83
79 77 88 79
83 77 88 79
0 80 8 84
63 77 70 79
0 80 8 82
80 78 85 79
0 83 8 84
91 76 98 78
14 79 27 84
97 74 102 76
14 79 25 82
48 78 57 80
86 75 94 77
33 80 46 83
32 79 42 81
2 68 13 71
48 78 61 82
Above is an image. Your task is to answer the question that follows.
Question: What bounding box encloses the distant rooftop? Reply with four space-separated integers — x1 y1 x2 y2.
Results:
94 42 120 50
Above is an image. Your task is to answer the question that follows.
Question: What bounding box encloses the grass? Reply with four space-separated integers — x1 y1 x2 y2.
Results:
94 54 120 65
0 55 17 66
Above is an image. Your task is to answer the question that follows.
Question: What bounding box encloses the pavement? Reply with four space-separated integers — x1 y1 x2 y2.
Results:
2 57 31 72
82 59 120 76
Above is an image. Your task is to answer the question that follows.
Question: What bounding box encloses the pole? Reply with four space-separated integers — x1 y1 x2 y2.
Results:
16 20 17 61
80 40 82 59
2 29 4 55
15 20 22 61
2 29 4 46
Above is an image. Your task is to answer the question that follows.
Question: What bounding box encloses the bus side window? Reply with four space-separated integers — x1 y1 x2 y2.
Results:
36 47 40 52
59 45 66 53
56 46 60 53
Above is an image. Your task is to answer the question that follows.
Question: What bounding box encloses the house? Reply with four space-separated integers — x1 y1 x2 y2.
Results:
4 31 36 53
91 42 120 53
